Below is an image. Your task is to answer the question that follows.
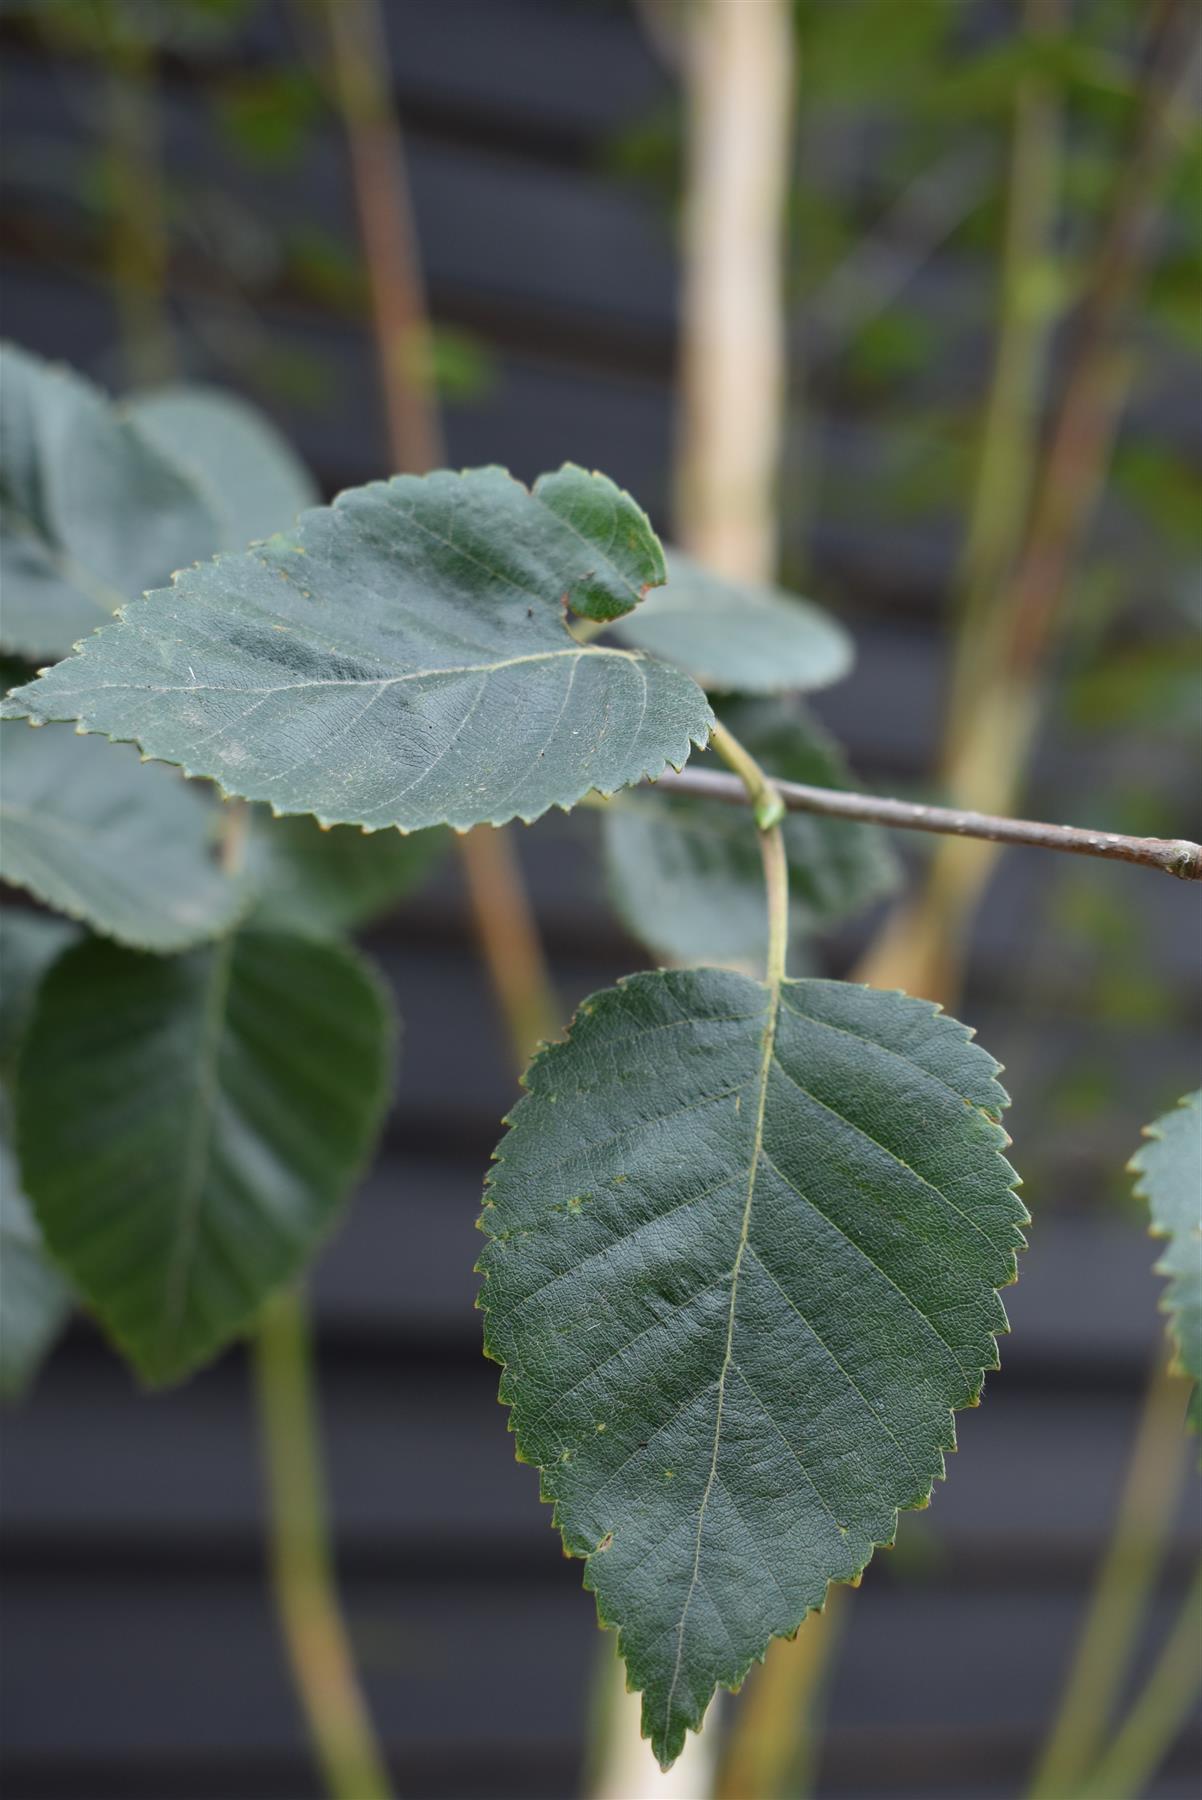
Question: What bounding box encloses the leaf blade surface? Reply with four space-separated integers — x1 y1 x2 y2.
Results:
247 811 446 936
124 385 320 552
16 929 393 1383
1 465 712 832
610 551 852 694
0 1098 71 1400
0 343 218 661
0 722 245 951
479 968 1024 1767
1131 1089 1202 1437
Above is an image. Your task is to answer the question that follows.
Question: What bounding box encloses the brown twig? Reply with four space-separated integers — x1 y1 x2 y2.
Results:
647 766 1202 881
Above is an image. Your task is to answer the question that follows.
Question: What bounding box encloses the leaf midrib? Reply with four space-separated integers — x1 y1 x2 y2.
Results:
71 644 645 702
662 976 781 1739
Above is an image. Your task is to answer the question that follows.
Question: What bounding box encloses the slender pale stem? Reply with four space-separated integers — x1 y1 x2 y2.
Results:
709 721 790 986
674 0 795 581
217 802 391 1796
1027 1359 1190 1799
322 0 439 475
253 1290 392 1800
217 797 250 876
1076 1560 1202 1800
944 0 1063 768
322 0 559 1074
104 25 174 388
759 823 789 991
649 765 1202 882
707 721 786 834
715 1589 845 1800
858 0 1196 1005
455 823 559 1065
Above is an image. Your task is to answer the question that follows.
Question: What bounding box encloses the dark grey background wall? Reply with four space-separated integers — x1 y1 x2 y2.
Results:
1 2 1199 1796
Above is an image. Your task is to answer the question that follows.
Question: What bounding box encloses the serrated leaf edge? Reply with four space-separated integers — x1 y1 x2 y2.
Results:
1129 1089 1202 1420
1 463 714 832
475 971 1025 1767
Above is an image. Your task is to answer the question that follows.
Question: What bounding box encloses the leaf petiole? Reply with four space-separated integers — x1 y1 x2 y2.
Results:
708 718 790 985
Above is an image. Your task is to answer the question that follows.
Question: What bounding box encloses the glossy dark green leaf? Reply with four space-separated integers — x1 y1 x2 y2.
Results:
0 342 218 662
479 968 1023 1768
17 929 394 1383
604 701 898 971
1 465 713 832
125 385 320 552
248 811 446 936
0 1095 71 1400
1131 1090 1202 1438
609 551 852 694
0 722 245 951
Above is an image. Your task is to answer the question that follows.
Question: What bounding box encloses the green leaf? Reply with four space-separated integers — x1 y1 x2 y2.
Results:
0 721 246 951
0 1157 71 1400
1130 1090 1202 1438
16 929 394 1383
0 1096 71 1400
0 907 81 1074
124 385 320 553
609 551 852 694
479 968 1023 1768
603 701 898 971
1 465 713 832
0 908 77 1398
248 811 446 936
0 342 219 662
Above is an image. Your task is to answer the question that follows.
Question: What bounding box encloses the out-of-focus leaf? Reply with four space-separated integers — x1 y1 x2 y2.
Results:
0 907 80 1073
211 67 321 167
610 553 851 695
0 1095 71 1401
249 812 446 936
603 700 898 972
0 722 245 952
1 466 712 833
124 385 319 553
479 968 1023 1768
17 929 394 1384
1067 639 1202 735
0 342 218 662
1131 1090 1202 1440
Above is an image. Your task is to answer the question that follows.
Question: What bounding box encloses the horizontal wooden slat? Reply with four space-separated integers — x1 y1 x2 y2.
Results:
3 1329 1196 1567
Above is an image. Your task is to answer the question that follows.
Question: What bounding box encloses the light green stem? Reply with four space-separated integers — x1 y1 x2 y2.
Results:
253 1289 393 1800
1077 1560 1202 1800
1028 1359 1190 1799
709 719 789 986
709 720 786 834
